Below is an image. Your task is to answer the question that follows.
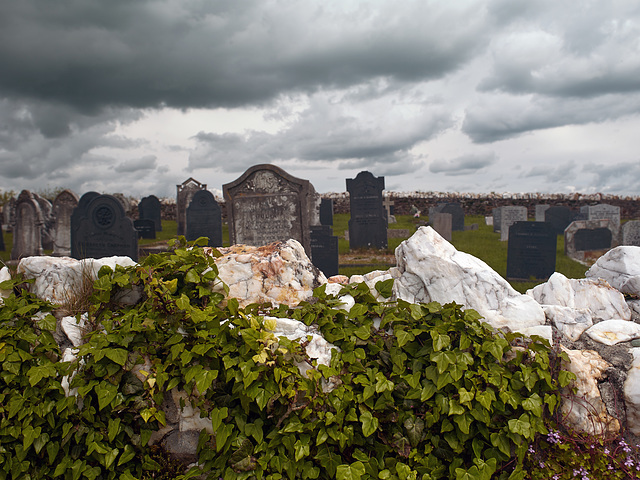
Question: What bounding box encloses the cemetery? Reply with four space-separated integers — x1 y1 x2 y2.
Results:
2 174 640 478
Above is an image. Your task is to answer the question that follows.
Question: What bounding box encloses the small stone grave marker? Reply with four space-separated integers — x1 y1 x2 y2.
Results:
186 190 222 247
492 207 502 232
500 206 527 241
623 221 640 246
71 194 138 261
224 164 317 255
565 219 614 265
310 225 339 277
139 195 162 232
134 219 157 239
431 212 452 242
346 171 387 250
506 221 557 280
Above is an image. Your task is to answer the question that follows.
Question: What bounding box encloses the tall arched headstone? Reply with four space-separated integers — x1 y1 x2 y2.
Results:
11 190 44 260
176 178 206 236
139 195 162 232
52 189 79 256
186 190 222 247
223 164 317 255
71 194 138 261
346 171 387 250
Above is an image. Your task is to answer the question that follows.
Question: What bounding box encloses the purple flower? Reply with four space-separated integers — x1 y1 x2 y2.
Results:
528 445 535 454
547 430 561 444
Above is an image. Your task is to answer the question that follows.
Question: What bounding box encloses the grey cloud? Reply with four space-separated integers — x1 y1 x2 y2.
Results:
429 152 497 175
113 155 157 173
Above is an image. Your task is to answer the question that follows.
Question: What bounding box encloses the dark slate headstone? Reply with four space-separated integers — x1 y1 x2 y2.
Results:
346 171 387 250
506 221 557 281
139 195 162 232
71 194 138 261
564 219 615 264
492 207 502 233
544 206 572 235
223 165 317 254
134 219 157 239
186 190 222 247
431 203 464 231
319 198 334 226
574 228 612 252
176 178 207 236
310 225 339 277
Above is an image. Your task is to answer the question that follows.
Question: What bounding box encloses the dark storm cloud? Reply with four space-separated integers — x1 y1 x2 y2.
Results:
429 152 497 176
0 0 488 112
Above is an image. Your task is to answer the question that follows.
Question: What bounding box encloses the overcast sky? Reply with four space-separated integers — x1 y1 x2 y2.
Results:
2 0 640 199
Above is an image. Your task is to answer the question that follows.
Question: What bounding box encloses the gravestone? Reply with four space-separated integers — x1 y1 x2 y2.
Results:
580 204 621 242
34 195 54 251
320 198 334 226
506 221 556 281
310 225 339 277
2 197 15 231
431 212 452 242
500 206 528 241
565 219 615 265
430 203 464 231
223 164 318 255
346 171 387 250
11 190 44 260
535 205 550 222
492 207 502 233
623 221 640 246
139 195 162 232
71 194 138 261
177 178 207 236
134 219 156 240
52 189 79 256
383 197 395 224
544 206 572 236
0 222 4 251
186 190 223 247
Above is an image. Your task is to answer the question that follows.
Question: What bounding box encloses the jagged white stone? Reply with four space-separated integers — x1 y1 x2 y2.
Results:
61 314 87 347
17 256 137 305
585 319 640 346
516 325 554 344
211 240 326 308
0 266 11 301
324 283 355 312
349 270 396 302
527 272 631 323
586 246 640 296
561 347 620 436
624 348 640 436
393 226 545 331
542 305 593 341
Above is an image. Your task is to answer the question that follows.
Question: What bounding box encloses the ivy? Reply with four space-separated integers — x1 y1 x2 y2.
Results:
0 237 573 479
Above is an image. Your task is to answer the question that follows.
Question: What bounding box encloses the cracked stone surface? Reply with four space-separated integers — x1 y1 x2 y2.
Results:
586 246 640 296
392 226 545 331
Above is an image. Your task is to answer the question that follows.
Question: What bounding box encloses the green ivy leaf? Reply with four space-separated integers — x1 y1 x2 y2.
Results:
360 410 379 437
96 383 118 411
336 461 366 480
104 348 128 366
375 278 394 299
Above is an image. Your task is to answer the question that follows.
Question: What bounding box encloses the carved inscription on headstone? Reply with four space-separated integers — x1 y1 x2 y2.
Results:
71 194 138 261
133 219 156 240
224 165 316 254
346 171 387 250
186 190 222 247
506 221 556 280
500 206 528 241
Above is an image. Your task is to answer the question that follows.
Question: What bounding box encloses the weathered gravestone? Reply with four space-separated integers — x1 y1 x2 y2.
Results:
2 197 15 231
580 204 620 243
346 171 387 250
11 190 44 260
506 221 557 280
492 207 502 233
623 221 640 246
565 219 614 265
535 205 550 222
186 190 222 247
429 203 464 231
223 164 318 255
133 219 156 240
138 195 162 232
431 212 452 242
71 194 138 261
310 225 339 277
52 189 79 256
320 198 334 226
176 178 207 236
35 195 54 251
383 197 396 224
544 206 573 236
500 206 528 241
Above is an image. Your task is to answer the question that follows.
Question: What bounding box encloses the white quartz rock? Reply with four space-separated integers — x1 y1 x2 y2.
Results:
212 240 326 308
61 314 88 347
586 246 640 296
527 272 631 323
0 266 12 301
516 325 554 344
585 319 640 346
323 283 355 312
393 226 545 331
623 348 640 436
542 305 593 341
17 256 137 305
350 269 396 302
561 348 620 436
